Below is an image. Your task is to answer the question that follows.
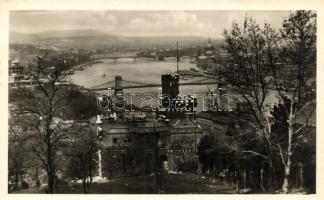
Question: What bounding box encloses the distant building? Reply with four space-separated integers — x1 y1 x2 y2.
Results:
9 60 37 88
197 38 218 71
196 39 231 76
204 38 215 57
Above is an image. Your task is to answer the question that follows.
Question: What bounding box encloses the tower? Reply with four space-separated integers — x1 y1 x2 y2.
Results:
114 76 125 113
161 73 179 110
114 76 123 96
205 37 214 56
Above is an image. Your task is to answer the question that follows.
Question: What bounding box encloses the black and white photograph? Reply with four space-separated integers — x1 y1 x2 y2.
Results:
3 2 319 196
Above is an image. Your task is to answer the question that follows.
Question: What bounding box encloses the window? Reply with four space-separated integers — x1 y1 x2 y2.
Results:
113 138 118 144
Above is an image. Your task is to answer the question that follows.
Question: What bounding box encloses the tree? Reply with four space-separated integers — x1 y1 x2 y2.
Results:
63 89 98 120
14 55 72 193
223 17 277 190
223 10 316 193
8 118 37 191
66 123 99 194
280 11 316 101
197 122 267 193
198 134 229 175
266 10 316 193
270 97 315 193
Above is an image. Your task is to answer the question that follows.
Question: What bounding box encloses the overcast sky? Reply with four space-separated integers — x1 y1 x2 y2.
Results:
10 11 292 38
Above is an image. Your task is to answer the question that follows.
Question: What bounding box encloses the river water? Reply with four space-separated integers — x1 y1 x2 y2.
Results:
69 57 218 111
69 57 215 92
69 57 279 113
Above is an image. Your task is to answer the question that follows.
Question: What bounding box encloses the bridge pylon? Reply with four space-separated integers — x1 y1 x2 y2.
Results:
115 76 123 96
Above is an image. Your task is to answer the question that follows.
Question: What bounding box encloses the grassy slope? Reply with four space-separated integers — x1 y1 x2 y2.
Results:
15 173 237 194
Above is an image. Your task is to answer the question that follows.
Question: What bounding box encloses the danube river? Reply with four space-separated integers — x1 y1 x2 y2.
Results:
69 57 215 93
69 57 278 112
69 57 219 111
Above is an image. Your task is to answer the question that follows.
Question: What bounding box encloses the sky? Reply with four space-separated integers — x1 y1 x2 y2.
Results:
10 11 292 38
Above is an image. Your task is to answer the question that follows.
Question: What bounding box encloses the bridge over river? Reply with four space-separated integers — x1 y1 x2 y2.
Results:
90 53 138 62
88 75 218 93
90 52 192 63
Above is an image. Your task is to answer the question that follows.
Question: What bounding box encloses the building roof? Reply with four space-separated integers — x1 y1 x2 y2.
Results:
128 121 169 133
96 117 201 136
169 118 198 128
197 111 238 124
100 120 128 134
97 118 170 135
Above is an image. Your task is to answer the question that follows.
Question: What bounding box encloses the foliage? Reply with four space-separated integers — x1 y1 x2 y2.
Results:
222 10 316 193
65 124 99 193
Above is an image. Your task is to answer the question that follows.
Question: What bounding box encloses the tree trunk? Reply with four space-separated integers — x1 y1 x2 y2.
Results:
82 178 88 194
236 179 240 194
262 127 276 190
88 152 92 181
236 170 240 194
14 169 19 191
258 167 265 192
282 122 293 194
243 168 247 189
267 157 277 191
19 172 24 189
47 170 55 193
46 133 55 194
35 166 40 188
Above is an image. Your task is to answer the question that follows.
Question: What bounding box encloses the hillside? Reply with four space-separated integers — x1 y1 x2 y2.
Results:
10 29 223 49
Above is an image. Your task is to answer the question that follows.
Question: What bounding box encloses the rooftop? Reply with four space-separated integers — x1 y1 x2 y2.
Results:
93 116 201 135
196 111 240 124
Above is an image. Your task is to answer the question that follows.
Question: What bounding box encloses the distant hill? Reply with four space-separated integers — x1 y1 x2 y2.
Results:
9 29 224 49
10 29 121 40
10 31 37 44
10 30 127 48
33 29 121 39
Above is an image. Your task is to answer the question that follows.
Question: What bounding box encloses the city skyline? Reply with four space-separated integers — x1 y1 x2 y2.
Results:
10 10 292 38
